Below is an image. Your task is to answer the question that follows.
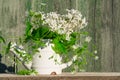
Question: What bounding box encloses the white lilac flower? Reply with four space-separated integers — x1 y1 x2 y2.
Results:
38 9 88 40
85 36 92 43
10 42 17 48
94 50 97 54
66 13 73 20
66 33 71 41
73 55 77 61
80 18 87 29
95 56 99 60
72 45 79 49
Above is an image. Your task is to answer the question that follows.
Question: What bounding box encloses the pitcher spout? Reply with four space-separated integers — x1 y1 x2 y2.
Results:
60 61 73 69
60 55 77 69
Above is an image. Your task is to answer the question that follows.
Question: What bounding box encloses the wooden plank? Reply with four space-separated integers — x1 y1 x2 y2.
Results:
77 0 101 72
0 73 120 80
100 0 114 72
91 0 102 72
112 0 120 72
1 0 120 73
0 0 30 73
31 0 77 13
76 0 120 72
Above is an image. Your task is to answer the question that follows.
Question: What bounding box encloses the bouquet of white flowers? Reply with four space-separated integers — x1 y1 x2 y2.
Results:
20 9 92 72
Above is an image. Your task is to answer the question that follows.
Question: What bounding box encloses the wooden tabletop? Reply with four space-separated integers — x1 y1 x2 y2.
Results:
0 72 120 80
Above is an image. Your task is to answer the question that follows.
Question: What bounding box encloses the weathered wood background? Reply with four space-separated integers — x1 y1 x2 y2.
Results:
0 0 120 72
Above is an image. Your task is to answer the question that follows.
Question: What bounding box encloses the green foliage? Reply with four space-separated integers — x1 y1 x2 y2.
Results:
17 70 37 75
19 9 94 72
0 35 5 43
0 34 11 55
14 47 32 63
25 19 32 40
52 37 67 54
5 42 11 54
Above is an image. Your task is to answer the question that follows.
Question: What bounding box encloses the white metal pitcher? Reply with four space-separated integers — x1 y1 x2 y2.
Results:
10 43 76 74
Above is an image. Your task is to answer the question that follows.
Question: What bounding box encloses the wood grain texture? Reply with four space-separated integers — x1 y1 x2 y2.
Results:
77 0 120 72
0 0 120 72
0 0 30 72
112 0 120 72
0 73 120 80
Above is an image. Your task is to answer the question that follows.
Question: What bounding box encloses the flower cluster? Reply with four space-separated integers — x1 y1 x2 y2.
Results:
31 9 87 40
24 9 93 72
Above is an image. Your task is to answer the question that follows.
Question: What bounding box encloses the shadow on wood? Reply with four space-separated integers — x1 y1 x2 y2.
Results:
0 54 15 73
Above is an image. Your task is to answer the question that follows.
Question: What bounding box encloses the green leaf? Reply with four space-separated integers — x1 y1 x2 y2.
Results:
17 70 37 75
31 26 49 39
52 38 67 54
0 35 5 43
25 20 32 37
80 31 89 35
5 42 11 54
